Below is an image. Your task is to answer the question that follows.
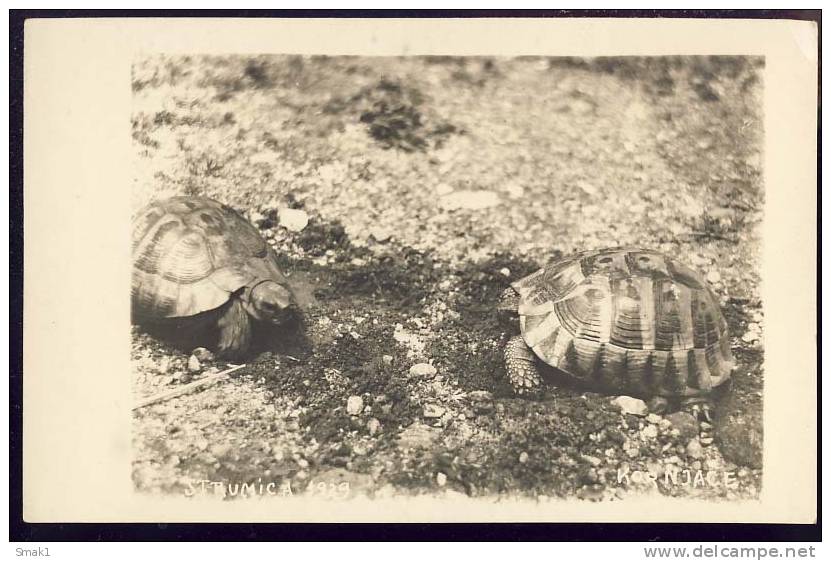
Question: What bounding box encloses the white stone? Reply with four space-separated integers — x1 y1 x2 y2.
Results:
576 181 598 196
641 424 659 439
612 396 649 416
436 472 447 487
742 331 760 343
409 363 437 379
435 183 454 196
367 418 382 436
278 207 309 232
187 355 201 372
346 396 364 416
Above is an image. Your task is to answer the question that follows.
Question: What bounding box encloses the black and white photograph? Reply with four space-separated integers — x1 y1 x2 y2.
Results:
130 53 766 502
16 15 817 531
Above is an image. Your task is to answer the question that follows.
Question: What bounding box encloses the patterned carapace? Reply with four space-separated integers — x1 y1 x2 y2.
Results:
132 196 289 320
512 248 733 398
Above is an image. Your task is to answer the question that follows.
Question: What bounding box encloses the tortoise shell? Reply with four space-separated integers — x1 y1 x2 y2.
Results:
512 248 733 398
132 196 289 320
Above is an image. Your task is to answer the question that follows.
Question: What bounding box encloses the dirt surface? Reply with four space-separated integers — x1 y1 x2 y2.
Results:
131 55 764 502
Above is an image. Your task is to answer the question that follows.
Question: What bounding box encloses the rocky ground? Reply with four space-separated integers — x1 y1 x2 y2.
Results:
131 55 765 502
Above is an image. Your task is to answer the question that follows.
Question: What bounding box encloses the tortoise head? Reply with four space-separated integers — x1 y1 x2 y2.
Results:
247 280 298 325
496 286 521 325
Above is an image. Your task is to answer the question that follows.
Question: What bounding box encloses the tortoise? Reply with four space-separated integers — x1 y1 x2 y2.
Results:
497 248 733 425
131 195 299 358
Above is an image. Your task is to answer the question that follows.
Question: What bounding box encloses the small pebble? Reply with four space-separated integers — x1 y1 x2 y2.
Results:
436 472 447 487
187 355 201 372
576 181 598 196
367 417 382 436
435 183 454 196
646 413 662 424
612 396 649 416
346 396 364 416
409 363 437 379
742 331 760 343
158 357 171 374
519 452 529 464
278 208 309 232
499 267 511 277
641 424 659 439
381 355 394 366
706 270 721 284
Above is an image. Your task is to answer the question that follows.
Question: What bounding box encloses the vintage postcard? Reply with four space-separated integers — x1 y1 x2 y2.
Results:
21 17 817 523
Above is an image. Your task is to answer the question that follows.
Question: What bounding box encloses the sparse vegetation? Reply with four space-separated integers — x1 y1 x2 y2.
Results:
132 55 764 501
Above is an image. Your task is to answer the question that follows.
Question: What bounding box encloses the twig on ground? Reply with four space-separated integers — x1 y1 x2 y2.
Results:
132 364 246 411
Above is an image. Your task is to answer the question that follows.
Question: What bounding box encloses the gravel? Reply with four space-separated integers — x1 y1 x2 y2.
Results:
131 55 764 502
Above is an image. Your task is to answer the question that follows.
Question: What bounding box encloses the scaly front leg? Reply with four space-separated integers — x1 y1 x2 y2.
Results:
216 297 253 358
504 335 543 396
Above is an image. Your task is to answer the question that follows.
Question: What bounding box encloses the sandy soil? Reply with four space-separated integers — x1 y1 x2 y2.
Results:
131 55 764 502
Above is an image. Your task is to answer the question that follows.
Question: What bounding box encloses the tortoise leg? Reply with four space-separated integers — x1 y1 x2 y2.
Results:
504 335 543 396
216 298 253 358
681 398 715 444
